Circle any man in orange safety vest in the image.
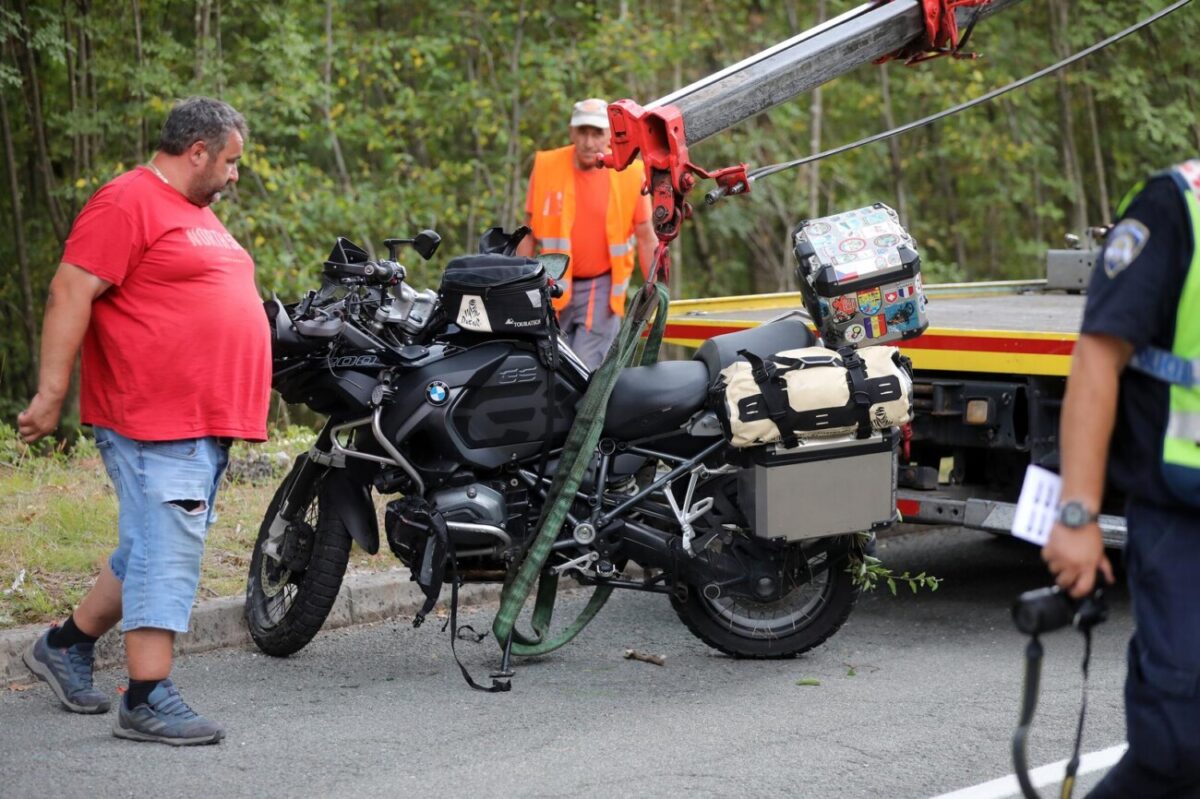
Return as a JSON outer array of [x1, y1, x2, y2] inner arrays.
[[516, 98, 657, 369]]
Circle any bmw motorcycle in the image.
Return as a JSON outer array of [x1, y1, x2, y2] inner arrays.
[[245, 227, 885, 663]]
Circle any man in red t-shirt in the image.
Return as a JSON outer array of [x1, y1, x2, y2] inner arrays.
[[517, 98, 656, 368], [17, 97, 270, 746]]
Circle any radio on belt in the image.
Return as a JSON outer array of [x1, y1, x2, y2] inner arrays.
[[793, 203, 928, 348]]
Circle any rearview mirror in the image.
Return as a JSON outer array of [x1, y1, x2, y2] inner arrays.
[[413, 229, 441, 261], [538, 253, 570, 280], [383, 230, 442, 262]]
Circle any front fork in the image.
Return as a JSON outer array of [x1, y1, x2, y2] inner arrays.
[[263, 425, 337, 563]]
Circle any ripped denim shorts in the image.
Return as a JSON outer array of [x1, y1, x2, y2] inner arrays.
[[93, 426, 230, 633]]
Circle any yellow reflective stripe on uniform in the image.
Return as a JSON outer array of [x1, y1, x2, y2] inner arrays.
[[541, 237, 571, 251], [1116, 180, 1145, 218], [1164, 164, 1200, 469]]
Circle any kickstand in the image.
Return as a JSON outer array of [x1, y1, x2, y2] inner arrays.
[[491, 630, 516, 681]]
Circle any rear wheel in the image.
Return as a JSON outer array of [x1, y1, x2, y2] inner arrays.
[[670, 535, 858, 658], [245, 456, 353, 657]]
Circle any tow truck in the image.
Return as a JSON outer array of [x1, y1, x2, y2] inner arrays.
[[602, 0, 1147, 548]]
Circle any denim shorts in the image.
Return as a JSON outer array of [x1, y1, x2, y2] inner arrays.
[[93, 427, 229, 633]]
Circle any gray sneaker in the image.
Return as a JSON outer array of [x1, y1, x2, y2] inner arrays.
[[112, 678, 225, 746], [22, 628, 111, 714]]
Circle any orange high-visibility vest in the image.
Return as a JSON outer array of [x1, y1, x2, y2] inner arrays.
[[527, 145, 645, 316]]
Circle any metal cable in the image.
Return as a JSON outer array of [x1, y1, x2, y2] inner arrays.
[[708, 0, 1193, 204]]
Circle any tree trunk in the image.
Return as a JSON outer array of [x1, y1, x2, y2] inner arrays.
[[931, 127, 968, 272], [83, 0, 97, 186], [1, 90, 39, 389], [132, 0, 146, 157], [1082, 78, 1110, 222], [807, 0, 827, 219], [502, 0, 526, 229], [321, 0, 372, 253], [214, 0, 224, 95], [16, 0, 68, 244], [878, 63, 908, 225], [64, 14, 80, 184], [1049, 0, 1087, 237], [1185, 61, 1200, 162], [194, 0, 212, 83]]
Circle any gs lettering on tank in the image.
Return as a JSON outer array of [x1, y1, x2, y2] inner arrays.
[[452, 353, 570, 450]]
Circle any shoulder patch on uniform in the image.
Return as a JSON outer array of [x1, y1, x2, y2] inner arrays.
[[1102, 220, 1150, 278]]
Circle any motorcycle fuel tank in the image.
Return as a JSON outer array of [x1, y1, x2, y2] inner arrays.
[[382, 340, 582, 475]]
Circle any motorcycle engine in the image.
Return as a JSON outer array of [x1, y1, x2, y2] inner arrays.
[[385, 481, 512, 565]]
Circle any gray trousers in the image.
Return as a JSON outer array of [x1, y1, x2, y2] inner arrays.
[[559, 273, 621, 370]]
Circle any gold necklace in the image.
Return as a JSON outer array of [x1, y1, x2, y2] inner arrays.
[[145, 161, 169, 184]]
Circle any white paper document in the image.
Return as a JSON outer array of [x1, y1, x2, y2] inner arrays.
[[1011, 465, 1062, 546]]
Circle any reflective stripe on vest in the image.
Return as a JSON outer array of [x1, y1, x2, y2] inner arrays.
[[1166, 410, 1200, 441], [1125, 160, 1200, 501], [526, 145, 643, 317], [1128, 347, 1200, 387], [608, 236, 635, 258]]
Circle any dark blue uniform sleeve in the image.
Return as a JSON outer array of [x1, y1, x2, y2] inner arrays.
[[1082, 176, 1191, 350]]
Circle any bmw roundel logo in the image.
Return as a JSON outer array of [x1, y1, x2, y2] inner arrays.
[[425, 381, 450, 405]]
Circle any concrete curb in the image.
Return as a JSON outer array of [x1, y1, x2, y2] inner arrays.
[[1, 570, 502, 689]]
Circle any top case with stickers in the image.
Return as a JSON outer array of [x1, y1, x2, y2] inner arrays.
[[793, 202, 928, 349]]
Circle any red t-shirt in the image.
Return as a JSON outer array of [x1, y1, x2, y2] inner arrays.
[[63, 167, 271, 442]]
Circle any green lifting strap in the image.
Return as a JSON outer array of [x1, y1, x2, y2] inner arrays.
[[492, 281, 671, 656]]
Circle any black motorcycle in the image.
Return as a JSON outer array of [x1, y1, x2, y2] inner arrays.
[[245, 227, 884, 663]]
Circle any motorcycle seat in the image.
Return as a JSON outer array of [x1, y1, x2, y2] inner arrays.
[[602, 360, 711, 441], [693, 316, 816, 380]]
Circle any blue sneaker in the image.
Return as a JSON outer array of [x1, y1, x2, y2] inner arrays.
[[22, 628, 111, 714], [112, 678, 225, 746]]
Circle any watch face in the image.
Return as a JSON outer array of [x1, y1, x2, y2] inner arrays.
[[1060, 501, 1089, 527]]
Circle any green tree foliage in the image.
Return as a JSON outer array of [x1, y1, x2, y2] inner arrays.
[[1, 0, 1197, 420]]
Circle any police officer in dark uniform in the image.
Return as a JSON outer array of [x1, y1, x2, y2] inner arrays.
[[1043, 159, 1200, 797]]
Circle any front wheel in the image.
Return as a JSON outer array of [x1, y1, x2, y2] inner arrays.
[[670, 535, 859, 658], [245, 455, 353, 657]]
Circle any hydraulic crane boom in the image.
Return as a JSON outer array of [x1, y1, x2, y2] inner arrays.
[[653, 0, 1024, 147], [602, 0, 1026, 266]]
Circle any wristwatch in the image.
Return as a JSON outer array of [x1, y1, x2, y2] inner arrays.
[[1057, 500, 1099, 529]]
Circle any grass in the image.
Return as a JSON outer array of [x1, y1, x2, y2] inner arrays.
[[0, 425, 382, 630]]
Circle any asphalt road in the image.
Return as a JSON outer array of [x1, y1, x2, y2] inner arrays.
[[1, 527, 1133, 799]]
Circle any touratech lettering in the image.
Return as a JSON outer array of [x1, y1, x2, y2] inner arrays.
[[185, 227, 244, 251], [504, 317, 542, 328]]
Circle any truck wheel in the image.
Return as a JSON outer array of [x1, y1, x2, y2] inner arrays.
[[245, 457, 352, 657], [670, 535, 859, 658]]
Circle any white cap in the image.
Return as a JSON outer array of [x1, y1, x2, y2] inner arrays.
[[570, 98, 609, 130]]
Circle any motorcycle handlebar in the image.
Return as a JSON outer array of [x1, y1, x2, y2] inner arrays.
[[325, 259, 406, 285], [365, 260, 405, 284]]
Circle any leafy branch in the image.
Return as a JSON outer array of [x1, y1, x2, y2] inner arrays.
[[847, 533, 941, 596]]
